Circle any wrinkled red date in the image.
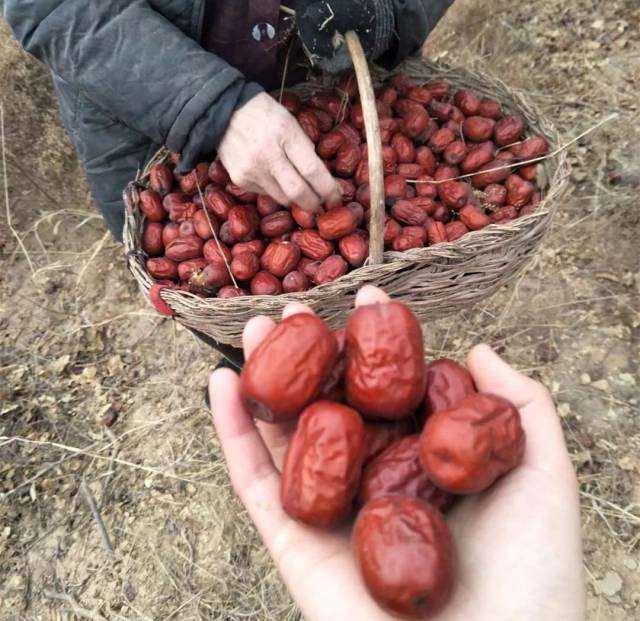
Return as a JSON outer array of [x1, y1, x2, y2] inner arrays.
[[345, 302, 425, 420], [444, 220, 469, 241], [149, 163, 173, 196], [295, 229, 334, 261], [357, 435, 455, 511], [218, 285, 249, 298], [165, 235, 203, 261], [281, 401, 366, 528], [240, 313, 339, 421], [493, 115, 526, 146], [420, 392, 525, 493], [392, 234, 423, 251], [427, 220, 447, 245], [260, 241, 300, 277], [338, 231, 369, 267], [459, 205, 491, 230], [317, 206, 359, 240], [282, 270, 310, 293], [462, 116, 496, 142], [177, 258, 208, 282], [312, 254, 348, 285], [362, 420, 412, 465], [203, 239, 232, 266], [353, 496, 456, 619], [260, 211, 295, 237], [250, 271, 282, 295], [142, 222, 164, 256], [140, 190, 166, 222], [392, 200, 428, 226], [423, 358, 476, 418], [231, 251, 260, 281], [505, 174, 535, 208], [147, 257, 179, 281], [200, 263, 232, 289]]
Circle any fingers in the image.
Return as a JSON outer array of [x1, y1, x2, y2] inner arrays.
[[467, 344, 543, 410], [242, 303, 313, 469], [355, 285, 390, 307], [256, 175, 292, 208], [256, 419, 298, 472], [282, 302, 314, 319], [270, 155, 321, 210], [209, 369, 285, 536], [243, 315, 276, 359], [240, 289, 386, 471], [467, 344, 571, 473], [284, 132, 341, 204], [242, 304, 313, 360]]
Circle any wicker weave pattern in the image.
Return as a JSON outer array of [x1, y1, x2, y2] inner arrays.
[[124, 59, 569, 347]]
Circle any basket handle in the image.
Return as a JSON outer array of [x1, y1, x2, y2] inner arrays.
[[344, 31, 385, 265]]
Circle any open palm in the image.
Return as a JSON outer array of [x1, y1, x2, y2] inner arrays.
[[209, 286, 585, 621]]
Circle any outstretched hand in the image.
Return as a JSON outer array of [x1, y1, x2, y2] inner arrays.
[[209, 286, 585, 621]]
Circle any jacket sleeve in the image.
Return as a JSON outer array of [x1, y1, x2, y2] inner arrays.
[[0, 0, 263, 169], [379, 0, 455, 68]]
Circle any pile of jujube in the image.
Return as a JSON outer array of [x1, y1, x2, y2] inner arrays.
[[141, 72, 548, 300], [238, 300, 526, 619]]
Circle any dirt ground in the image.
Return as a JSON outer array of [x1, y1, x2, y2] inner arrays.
[[0, 0, 638, 619]]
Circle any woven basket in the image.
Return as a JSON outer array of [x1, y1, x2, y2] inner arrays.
[[124, 50, 568, 348]]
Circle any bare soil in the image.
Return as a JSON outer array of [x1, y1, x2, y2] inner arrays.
[[1, 0, 638, 619]]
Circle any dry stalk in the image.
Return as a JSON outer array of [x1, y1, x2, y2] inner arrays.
[[194, 179, 238, 288], [69, 310, 160, 334], [4, 146, 62, 206], [76, 230, 110, 285], [80, 478, 114, 555], [408, 112, 618, 186], [278, 37, 295, 104], [1, 435, 213, 486]]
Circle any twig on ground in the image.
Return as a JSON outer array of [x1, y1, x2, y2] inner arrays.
[[164, 590, 205, 621], [1, 102, 36, 274], [15, 292, 78, 317], [43, 590, 107, 621], [1, 452, 79, 499], [1, 435, 212, 486], [80, 478, 114, 555], [70, 310, 160, 334], [581, 491, 640, 525], [4, 146, 62, 206]]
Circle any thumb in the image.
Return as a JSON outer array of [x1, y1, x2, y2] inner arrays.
[[466, 344, 544, 410]]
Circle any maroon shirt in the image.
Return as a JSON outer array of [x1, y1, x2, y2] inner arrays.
[[201, 1, 302, 91]]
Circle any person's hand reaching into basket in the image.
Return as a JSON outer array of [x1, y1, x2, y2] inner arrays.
[[208, 286, 585, 621], [217, 93, 341, 211]]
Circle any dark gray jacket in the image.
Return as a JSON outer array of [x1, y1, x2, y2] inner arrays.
[[1, 1, 453, 240]]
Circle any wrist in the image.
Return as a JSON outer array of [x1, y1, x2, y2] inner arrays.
[[175, 82, 263, 173]]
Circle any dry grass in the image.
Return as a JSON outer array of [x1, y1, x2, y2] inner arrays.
[[1, 1, 639, 619]]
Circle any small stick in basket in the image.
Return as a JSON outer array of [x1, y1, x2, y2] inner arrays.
[[195, 180, 239, 290]]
